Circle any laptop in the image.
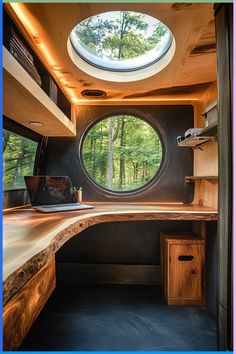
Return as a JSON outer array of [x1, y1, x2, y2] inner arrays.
[[24, 176, 94, 213]]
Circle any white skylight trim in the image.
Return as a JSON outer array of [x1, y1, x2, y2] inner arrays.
[[68, 11, 175, 82]]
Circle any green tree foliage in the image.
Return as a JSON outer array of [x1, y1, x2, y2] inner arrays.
[[3, 129, 38, 190], [76, 11, 168, 60], [82, 115, 163, 191]]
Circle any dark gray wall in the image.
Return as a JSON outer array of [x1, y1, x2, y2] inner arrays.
[[44, 105, 194, 203], [56, 220, 193, 265], [56, 220, 193, 286]]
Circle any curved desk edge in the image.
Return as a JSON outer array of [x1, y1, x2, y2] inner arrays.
[[3, 204, 218, 305]]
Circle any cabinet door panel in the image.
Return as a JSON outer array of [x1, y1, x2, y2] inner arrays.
[[168, 244, 204, 299]]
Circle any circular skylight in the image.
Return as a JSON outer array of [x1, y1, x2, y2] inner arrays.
[[68, 11, 175, 82]]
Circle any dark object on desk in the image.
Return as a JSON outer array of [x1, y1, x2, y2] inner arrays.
[[24, 176, 94, 212]]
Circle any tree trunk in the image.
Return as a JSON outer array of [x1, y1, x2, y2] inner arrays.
[[107, 117, 115, 189], [119, 119, 126, 188], [118, 12, 126, 59], [92, 138, 96, 177], [3, 131, 11, 153]]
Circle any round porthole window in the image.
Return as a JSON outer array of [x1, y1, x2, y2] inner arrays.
[[81, 115, 163, 192], [68, 11, 175, 82]]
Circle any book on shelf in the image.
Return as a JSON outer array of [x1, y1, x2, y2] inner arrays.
[[9, 29, 34, 65], [9, 45, 42, 86], [5, 27, 42, 86]]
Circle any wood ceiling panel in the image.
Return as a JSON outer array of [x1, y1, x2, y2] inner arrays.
[[5, 3, 217, 103]]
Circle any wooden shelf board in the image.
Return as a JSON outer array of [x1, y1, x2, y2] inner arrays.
[[178, 123, 217, 148], [3, 47, 76, 137], [185, 176, 218, 183], [178, 136, 215, 148]]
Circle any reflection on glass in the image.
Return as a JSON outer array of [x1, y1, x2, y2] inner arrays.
[[70, 11, 173, 72]]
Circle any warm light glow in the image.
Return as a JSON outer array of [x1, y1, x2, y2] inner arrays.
[[71, 98, 199, 105], [9, 3, 55, 66], [29, 121, 43, 126], [10, 3, 38, 37], [7, 3, 203, 105]]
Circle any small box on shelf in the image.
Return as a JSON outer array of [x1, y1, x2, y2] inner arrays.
[[202, 101, 217, 128]]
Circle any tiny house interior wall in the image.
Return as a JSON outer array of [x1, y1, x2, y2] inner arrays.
[[43, 105, 194, 203]]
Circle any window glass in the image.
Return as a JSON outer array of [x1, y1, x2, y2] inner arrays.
[[3, 129, 38, 190], [82, 115, 163, 192], [70, 11, 173, 72]]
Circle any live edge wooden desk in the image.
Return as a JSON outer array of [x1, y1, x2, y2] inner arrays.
[[3, 203, 217, 350]]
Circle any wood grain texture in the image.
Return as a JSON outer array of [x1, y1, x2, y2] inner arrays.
[[5, 3, 216, 102], [194, 140, 218, 177], [160, 232, 198, 291], [192, 80, 218, 209], [3, 47, 76, 137], [193, 140, 218, 208], [200, 81, 218, 116], [3, 256, 56, 351], [162, 235, 205, 305], [193, 180, 218, 208], [3, 203, 217, 306]]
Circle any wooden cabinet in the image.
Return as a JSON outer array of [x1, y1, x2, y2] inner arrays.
[[161, 233, 205, 305], [3, 256, 56, 350]]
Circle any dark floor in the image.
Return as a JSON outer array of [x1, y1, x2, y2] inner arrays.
[[19, 284, 217, 351]]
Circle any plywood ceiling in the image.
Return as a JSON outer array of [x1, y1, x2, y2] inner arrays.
[[6, 3, 217, 104]]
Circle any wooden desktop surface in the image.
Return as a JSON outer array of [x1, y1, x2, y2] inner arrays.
[[3, 203, 217, 305]]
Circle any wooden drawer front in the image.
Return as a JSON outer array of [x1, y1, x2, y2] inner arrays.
[[3, 256, 56, 350], [168, 243, 204, 299]]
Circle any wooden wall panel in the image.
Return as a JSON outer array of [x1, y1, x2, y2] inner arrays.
[[194, 140, 218, 177], [193, 81, 218, 209], [200, 81, 218, 114], [193, 180, 218, 209], [3, 256, 56, 351]]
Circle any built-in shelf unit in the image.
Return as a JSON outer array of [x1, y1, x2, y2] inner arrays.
[[3, 47, 76, 137], [3, 8, 76, 137], [178, 123, 217, 149]]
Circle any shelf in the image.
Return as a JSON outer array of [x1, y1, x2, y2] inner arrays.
[[178, 123, 217, 148], [3, 47, 76, 137], [185, 176, 218, 183]]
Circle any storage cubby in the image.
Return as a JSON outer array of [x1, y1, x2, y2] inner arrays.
[[3, 8, 75, 136]]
